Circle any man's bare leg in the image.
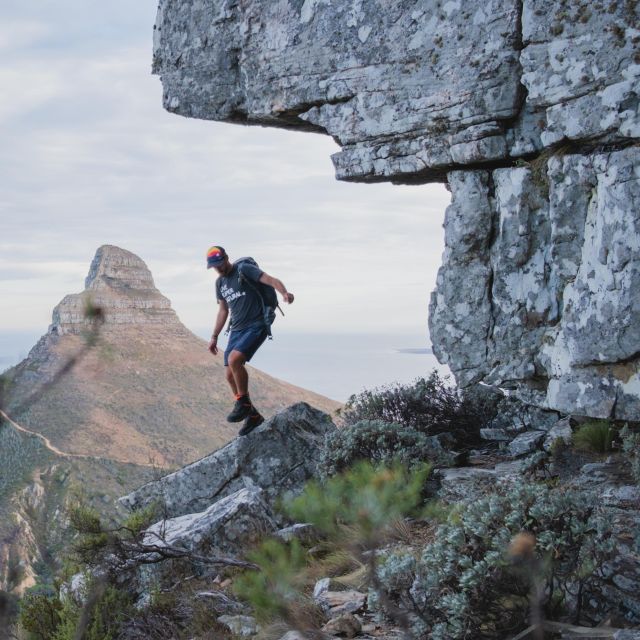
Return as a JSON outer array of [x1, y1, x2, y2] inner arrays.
[[228, 350, 249, 396], [225, 365, 239, 397]]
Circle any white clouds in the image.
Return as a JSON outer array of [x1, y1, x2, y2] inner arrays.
[[0, 1, 450, 337]]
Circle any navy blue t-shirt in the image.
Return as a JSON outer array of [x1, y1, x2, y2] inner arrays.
[[216, 263, 265, 332]]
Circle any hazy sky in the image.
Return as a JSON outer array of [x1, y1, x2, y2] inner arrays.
[[0, 0, 450, 339]]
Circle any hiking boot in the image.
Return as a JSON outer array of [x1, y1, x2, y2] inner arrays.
[[227, 396, 253, 423], [239, 411, 264, 436]]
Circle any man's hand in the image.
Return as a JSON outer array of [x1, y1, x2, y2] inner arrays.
[[209, 336, 219, 355], [259, 273, 294, 304]]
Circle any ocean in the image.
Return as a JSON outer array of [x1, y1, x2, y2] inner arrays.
[[0, 329, 450, 403]]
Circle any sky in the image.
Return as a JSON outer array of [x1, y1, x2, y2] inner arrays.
[[0, 1, 450, 345]]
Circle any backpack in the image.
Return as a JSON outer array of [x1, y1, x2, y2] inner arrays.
[[227, 257, 283, 338]]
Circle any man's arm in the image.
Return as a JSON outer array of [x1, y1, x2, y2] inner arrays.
[[209, 299, 229, 355], [259, 272, 294, 304]]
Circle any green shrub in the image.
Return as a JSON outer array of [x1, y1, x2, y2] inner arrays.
[[235, 462, 431, 628], [573, 420, 615, 453], [81, 584, 134, 640], [68, 504, 109, 563], [121, 502, 159, 536], [320, 419, 454, 476], [340, 371, 492, 447], [286, 461, 431, 544], [234, 538, 308, 622], [19, 580, 134, 640], [18, 586, 63, 640], [372, 480, 614, 639]]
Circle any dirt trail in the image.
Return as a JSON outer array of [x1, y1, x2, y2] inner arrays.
[[0, 409, 158, 468]]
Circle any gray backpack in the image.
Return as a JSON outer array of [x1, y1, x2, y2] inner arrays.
[[227, 257, 283, 338]]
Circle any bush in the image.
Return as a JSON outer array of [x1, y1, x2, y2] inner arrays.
[[339, 371, 493, 447], [573, 420, 615, 453], [18, 580, 134, 640], [18, 586, 63, 640], [235, 462, 431, 630], [320, 419, 455, 476], [372, 480, 614, 639]]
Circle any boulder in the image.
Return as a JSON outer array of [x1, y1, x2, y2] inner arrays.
[[508, 431, 546, 458], [437, 467, 498, 502], [543, 418, 573, 451], [322, 613, 362, 638], [141, 486, 276, 558], [217, 615, 260, 637], [120, 403, 336, 521]]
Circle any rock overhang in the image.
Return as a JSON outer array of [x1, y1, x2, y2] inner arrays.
[[151, 0, 640, 419]]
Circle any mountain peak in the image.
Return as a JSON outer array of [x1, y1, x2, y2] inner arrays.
[[85, 245, 156, 291], [51, 246, 180, 334]]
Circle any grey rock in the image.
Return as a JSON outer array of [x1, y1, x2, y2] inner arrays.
[[217, 615, 260, 637], [480, 428, 511, 441], [152, 0, 637, 182], [153, 0, 523, 183], [543, 418, 573, 451], [614, 631, 640, 640], [151, 1, 640, 420], [492, 459, 526, 477], [120, 403, 336, 521], [313, 577, 331, 600], [317, 590, 367, 616], [437, 467, 497, 502], [322, 612, 362, 638], [278, 633, 307, 640], [600, 486, 640, 510], [430, 148, 640, 420], [275, 523, 318, 544], [508, 431, 546, 458], [141, 486, 276, 557]]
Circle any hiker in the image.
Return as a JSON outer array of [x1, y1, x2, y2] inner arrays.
[[206, 246, 294, 435]]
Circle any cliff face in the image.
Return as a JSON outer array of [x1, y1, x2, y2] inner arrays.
[[151, 0, 640, 418]]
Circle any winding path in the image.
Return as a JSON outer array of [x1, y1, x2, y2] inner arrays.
[[0, 409, 159, 468]]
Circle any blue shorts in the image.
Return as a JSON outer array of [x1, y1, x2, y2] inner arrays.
[[224, 323, 268, 366]]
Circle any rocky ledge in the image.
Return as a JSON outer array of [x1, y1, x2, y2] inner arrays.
[[151, 0, 640, 419]]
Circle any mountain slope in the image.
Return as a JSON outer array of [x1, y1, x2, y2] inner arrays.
[[3, 245, 340, 468]]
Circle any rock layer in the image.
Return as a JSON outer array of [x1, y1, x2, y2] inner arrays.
[[52, 245, 179, 334], [152, 0, 640, 418]]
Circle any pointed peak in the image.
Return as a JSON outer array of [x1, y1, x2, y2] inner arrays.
[[50, 246, 181, 335], [85, 245, 156, 291]]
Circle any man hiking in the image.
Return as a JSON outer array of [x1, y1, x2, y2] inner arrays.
[[207, 246, 295, 436]]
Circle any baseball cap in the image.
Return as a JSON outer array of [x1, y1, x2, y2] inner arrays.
[[206, 245, 227, 269]]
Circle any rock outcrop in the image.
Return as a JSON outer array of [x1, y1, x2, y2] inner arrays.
[[52, 245, 180, 334], [119, 404, 336, 599], [151, 0, 640, 419], [120, 403, 337, 522]]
